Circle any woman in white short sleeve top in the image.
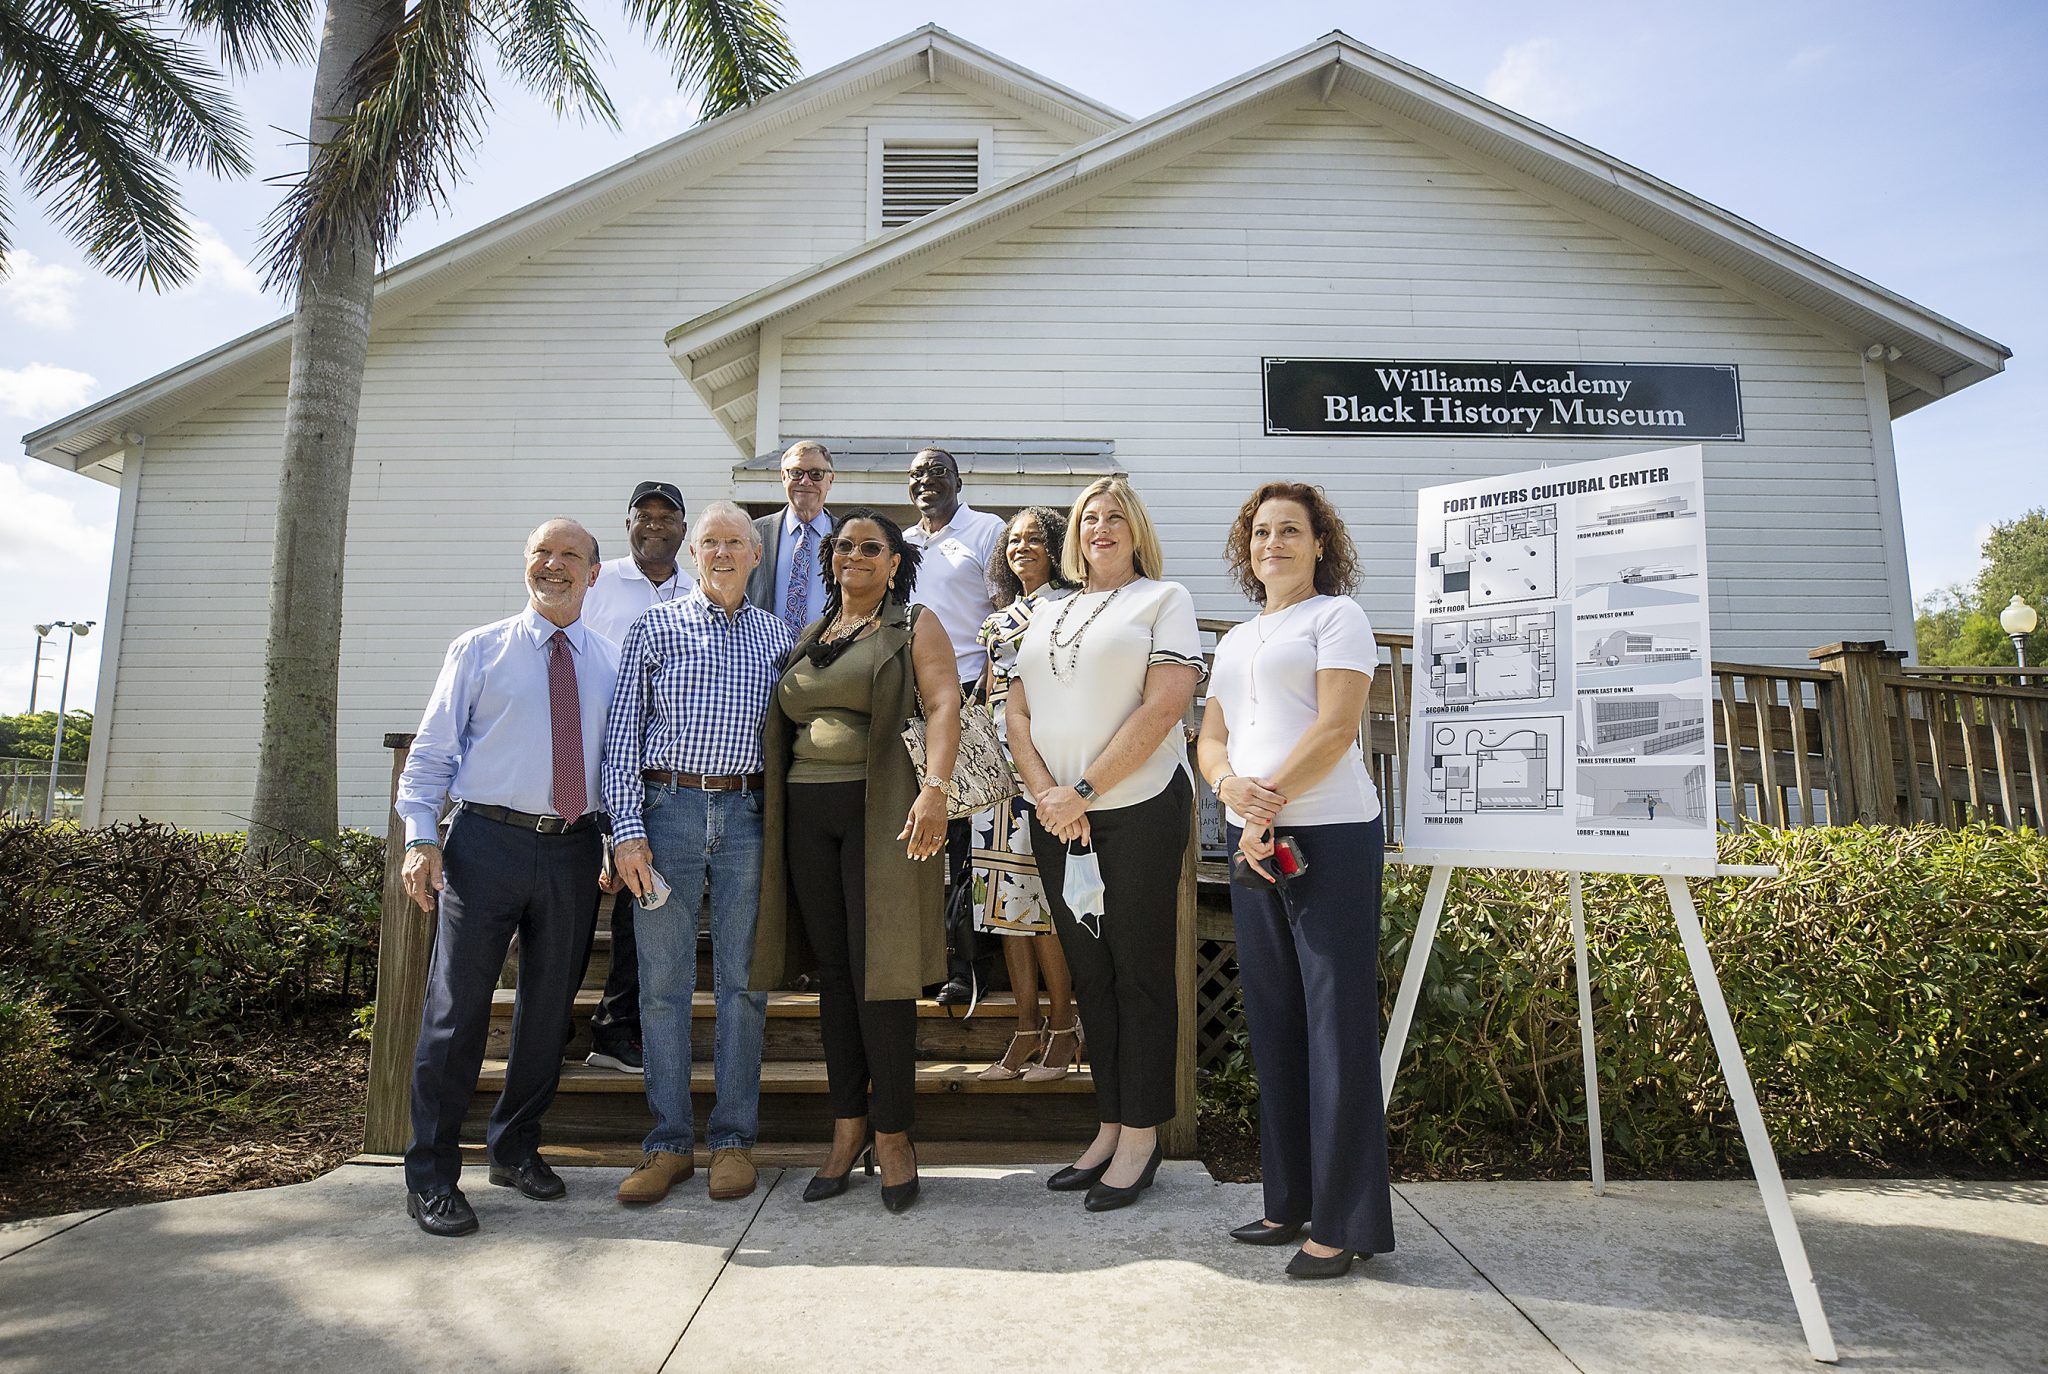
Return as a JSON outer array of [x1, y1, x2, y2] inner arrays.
[[1196, 481, 1395, 1279], [1008, 476, 1204, 1213]]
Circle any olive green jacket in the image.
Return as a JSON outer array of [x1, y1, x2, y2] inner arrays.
[[749, 600, 947, 1000]]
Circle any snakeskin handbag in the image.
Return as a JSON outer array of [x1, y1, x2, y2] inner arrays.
[[903, 687, 1018, 820]]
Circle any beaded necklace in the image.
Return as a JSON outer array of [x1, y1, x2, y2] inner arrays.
[[1046, 578, 1134, 683]]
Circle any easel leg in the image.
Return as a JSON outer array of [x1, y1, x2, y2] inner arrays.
[[1570, 873, 1605, 1195], [1381, 865, 1452, 1107], [1663, 876, 1838, 1363]]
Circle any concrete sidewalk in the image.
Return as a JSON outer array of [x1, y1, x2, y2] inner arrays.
[[1, 1165, 2041, 1373]]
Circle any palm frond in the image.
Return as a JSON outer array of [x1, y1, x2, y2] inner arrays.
[[0, 0, 248, 286], [179, 0, 318, 71], [480, 0, 615, 124], [259, 0, 489, 291], [620, 0, 798, 122]]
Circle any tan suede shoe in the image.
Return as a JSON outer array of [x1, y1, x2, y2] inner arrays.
[[708, 1147, 758, 1200], [616, 1151, 694, 1205]]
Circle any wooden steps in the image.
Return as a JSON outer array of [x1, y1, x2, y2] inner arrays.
[[448, 1140, 1088, 1168]]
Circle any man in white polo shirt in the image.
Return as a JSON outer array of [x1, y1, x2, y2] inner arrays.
[[903, 446, 1006, 1005]]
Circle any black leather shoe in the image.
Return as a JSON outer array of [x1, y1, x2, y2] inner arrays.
[[407, 1187, 478, 1237], [1084, 1141, 1164, 1213], [1286, 1245, 1363, 1279], [488, 1155, 566, 1201], [1045, 1157, 1111, 1192], [1230, 1218, 1305, 1246], [935, 976, 973, 1006], [802, 1146, 874, 1203], [879, 1142, 920, 1214]]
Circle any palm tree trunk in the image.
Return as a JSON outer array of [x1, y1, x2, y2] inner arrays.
[[248, 0, 401, 853]]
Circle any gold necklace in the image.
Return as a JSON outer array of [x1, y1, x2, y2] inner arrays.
[[826, 602, 883, 642]]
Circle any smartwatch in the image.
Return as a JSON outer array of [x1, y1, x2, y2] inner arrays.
[[1073, 777, 1098, 802]]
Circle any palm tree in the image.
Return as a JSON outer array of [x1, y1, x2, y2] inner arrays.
[[246, 0, 799, 851], [0, 0, 290, 286]]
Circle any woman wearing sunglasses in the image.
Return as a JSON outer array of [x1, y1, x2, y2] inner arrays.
[[751, 509, 959, 1214]]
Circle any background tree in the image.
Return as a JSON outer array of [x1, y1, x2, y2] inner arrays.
[[1914, 507, 2048, 666], [246, 0, 800, 852], [0, 711, 91, 762], [0, 0, 285, 285]]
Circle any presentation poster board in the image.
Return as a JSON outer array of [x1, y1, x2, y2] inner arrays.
[[1404, 446, 1716, 866]]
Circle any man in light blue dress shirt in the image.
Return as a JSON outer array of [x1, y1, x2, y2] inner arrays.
[[395, 518, 620, 1236], [602, 502, 794, 1206]]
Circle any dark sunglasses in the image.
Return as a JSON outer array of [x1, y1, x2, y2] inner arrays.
[[831, 538, 890, 558], [783, 467, 831, 484]]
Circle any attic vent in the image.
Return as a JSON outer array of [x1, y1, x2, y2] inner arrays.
[[879, 141, 980, 228]]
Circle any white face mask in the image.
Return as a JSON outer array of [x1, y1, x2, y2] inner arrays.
[[1062, 842, 1106, 938]]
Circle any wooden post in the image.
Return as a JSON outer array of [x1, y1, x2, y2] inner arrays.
[[1164, 780, 1202, 1158], [363, 732, 429, 1155], [1809, 641, 1904, 823]]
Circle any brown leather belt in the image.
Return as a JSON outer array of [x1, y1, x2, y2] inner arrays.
[[642, 769, 765, 792], [461, 802, 601, 834]]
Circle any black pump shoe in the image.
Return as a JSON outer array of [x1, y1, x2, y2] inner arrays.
[[802, 1145, 874, 1203], [1286, 1245, 1363, 1279], [1230, 1218, 1305, 1246], [1083, 1142, 1164, 1213], [1045, 1156, 1111, 1192], [879, 1142, 920, 1213]]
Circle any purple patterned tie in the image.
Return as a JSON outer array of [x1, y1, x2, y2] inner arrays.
[[546, 630, 586, 820], [784, 522, 813, 633]]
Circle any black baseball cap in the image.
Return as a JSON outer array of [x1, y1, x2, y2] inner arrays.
[[628, 481, 685, 513]]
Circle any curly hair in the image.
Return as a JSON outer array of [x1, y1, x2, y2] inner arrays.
[[986, 505, 1078, 608], [820, 507, 922, 620], [1224, 482, 1359, 605]]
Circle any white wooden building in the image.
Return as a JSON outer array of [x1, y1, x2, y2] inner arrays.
[[23, 28, 2010, 831]]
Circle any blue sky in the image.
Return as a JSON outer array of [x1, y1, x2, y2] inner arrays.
[[5, 0, 2043, 709]]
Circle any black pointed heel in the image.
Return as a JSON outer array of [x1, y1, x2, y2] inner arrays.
[[879, 1142, 919, 1214], [1084, 1141, 1164, 1213], [1046, 1153, 1113, 1192], [802, 1140, 874, 1203], [1286, 1245, 1363, 1279], [1230, 1218, 1305, 1246]]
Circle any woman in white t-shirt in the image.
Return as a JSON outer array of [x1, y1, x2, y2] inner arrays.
[[1009, 477, 1204, 1212], [1195, 481, 1394, 1279]]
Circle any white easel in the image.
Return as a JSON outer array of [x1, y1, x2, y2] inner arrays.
[[1381, 850, 1839, 1364]]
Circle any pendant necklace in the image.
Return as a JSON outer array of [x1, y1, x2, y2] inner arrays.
[[1046, 580, 1130, 683]]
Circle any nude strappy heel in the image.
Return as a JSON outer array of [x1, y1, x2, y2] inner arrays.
[[1020, 1018, 1083, 1082], [977, 1019, 1048, 1081]]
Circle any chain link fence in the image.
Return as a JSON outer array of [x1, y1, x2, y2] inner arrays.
[[1, 757, 88, 822]]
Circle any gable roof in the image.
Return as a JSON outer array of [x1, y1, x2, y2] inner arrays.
[[667, 31, 2009, 449], [23, 25, 1126, 481]]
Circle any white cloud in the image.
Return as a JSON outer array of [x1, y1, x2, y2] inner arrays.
[[0, 363, 98, 426], [0, 462, 114, 570], [625, 94, 695, 139], [0, 252, 86, 330], [1481, 38, 1584, 128], [189, 221, 266, 298]]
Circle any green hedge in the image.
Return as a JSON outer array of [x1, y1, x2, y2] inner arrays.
[[1204, 825, 2047, 1175], [0, 822, 382, 1142]]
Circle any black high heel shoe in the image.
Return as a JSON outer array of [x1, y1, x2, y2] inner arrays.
[[1083, 1141, 1164, 1213], [1045, 1155, 1111, 1192], [879, 1141, 920, 1213], [1230, 1218, 1305, 1246], [801, 1140, 874, 1203], [1286, 1245, 1362, 1279]]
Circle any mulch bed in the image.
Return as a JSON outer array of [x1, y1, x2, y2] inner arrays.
[[0, 1026, 368, 1223]]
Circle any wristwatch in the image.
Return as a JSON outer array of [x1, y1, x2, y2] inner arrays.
[[1073, 777, 1098, 802], [922, 776, 947, 791]]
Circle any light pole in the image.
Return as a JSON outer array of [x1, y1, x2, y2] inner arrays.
[[41, 620, 94, 823], [2001, 594, 2038, 670], [29, 625, 52, 712]]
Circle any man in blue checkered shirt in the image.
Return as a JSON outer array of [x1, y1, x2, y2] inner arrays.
[[601, 500, 795, 1206]]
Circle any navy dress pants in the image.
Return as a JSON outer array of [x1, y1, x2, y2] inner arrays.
[[1227, 816, 1396, 1256], [404, 808, 601, 1194]]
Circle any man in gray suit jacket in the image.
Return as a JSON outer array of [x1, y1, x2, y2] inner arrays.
[[747, 440, 834, 636]]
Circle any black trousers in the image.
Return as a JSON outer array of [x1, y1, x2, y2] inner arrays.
[[582, 888, 639, 1046], [787, 781, 917, 1133], [404, 807, 600, 1194], [1029, 770, 1191, 1128], [1228, 816, 1396, 1255]]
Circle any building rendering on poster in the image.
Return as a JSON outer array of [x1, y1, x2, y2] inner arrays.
[[1405, 447, 1716, 866]]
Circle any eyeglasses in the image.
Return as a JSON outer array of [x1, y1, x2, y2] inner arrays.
[[782, 467, 831, 485], [831, 538, 889, 558]]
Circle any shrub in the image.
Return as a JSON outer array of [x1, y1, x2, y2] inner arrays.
[[0, 985, 65, 1140], [1207, 824, 2047, 1175], [0, 821, 382, 1058]]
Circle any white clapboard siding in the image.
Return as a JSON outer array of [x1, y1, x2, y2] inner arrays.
[[776, 103, 1894, 665], [97, 80, 1086, 830]]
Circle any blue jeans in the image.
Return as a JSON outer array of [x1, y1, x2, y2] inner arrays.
[[636, 783, 768, 1156]]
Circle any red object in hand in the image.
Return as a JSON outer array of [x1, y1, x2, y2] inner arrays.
[[1273, 836, 1307, 879]]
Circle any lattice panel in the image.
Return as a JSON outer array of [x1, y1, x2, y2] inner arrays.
[[1195, 937, 1243, 1068]]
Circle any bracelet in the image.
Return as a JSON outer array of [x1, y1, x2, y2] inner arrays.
[[404, 838, 440, 852], [921, 777, 947, 791], [1212, 771, 1235, 793]]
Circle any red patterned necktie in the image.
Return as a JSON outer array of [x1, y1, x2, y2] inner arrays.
[[547, 629, 586, 819], [784, 523, 813, 633]]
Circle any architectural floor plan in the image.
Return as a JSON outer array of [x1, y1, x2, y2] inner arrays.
[[1427, 716, 1565, 814], [1429, 503, 1559, 611], [1426, 611, 1559, 705]]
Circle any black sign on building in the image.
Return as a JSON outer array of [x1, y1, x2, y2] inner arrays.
[[1263, 359, 1743, 441]]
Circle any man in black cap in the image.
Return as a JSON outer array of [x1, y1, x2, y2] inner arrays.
[[578, 480, 694, 1072]]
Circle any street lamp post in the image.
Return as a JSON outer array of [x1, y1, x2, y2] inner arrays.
[[41, 621, 94, 823], [2000, 594, 2038, 671], [29, 625, 52, 713]]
